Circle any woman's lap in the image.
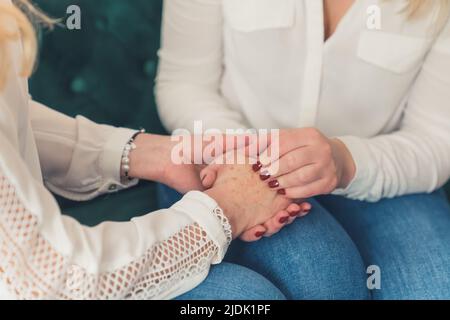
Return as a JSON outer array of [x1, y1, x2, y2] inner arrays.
[[158, 184, 450, 300], [318, 190, 450, 300], [225, 198, 369, 300], [176, 262, 286, 300]]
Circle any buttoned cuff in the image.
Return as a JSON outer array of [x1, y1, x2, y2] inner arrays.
[[171, 191, 230, 264], [99, 127, 139, 193]]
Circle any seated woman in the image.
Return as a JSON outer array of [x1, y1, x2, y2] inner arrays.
[[156, 0, 450, 299], [0, 0, 310, 299]]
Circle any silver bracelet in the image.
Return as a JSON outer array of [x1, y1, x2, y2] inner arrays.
[[121, 129, 146, 179]]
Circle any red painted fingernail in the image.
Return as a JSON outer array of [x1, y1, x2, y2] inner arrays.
[[277, 189, 286, 195], [260, 171, 271, 181], [279, 216, 289, 224], [289, 210, 301, 217], [255, 231, 265, 238], [252, 161, 263, 172], [269, 180, 280, 188]]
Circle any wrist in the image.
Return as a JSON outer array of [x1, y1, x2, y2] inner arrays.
[[331, 138, 356, 189], [205, 188, 246, 238], [127, 133, 171, 181]]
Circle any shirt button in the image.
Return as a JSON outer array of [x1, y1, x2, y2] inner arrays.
[[108, 184, 117, 191]]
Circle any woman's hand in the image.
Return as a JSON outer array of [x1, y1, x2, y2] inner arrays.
[[200, 151, 311, 241], [128, 134, 205, 193], [258, 128, 356, 199], [128, 133, 257, 193], [203, 161, 308, 239]]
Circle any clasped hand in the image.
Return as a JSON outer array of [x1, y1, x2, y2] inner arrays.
[[130, 132, 356, 242]]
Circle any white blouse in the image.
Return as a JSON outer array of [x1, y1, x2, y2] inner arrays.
[[0, 1, 230, 299], [156, 0, 450, 201]]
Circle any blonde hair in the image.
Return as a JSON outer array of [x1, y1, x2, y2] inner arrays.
[[0, 0, 54, 90], [0, 1, 449, 91]]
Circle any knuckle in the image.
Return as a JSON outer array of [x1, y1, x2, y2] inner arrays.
[[322, 143, 333, 157], [327, 177, 338, 192], [296, 170, 307, 183], [305, 127, 319, 139], [285, 154, 298, 170]]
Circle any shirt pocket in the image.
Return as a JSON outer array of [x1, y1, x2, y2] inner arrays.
[[357, 30, 433, 74], [223, 0, 295, 32]]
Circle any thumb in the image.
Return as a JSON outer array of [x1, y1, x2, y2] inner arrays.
[[200, 164, 220, 189]]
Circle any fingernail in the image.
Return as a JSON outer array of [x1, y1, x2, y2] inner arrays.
[[300, 209, 311, 216], [279, 216, 289, 224], [289, 210, 300, 217], [252, 161, 263, 172], [268, 180, 280, 188], [260, 171, 271, 181], [255, 231, 265, 238], [277, 189, 286, 195]]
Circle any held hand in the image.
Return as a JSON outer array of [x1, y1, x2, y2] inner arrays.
[[258, 128, 356, 199], [127, 133, 257, 193], [201, 152, 311, 241], [203, 162, 296, 238], [127, 134, 205, 193]]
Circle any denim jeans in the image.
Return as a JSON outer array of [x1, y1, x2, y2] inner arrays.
[[176, 262, 286, 300], [158, 185, 450, 300]]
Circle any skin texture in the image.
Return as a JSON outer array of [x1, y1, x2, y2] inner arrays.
[[128, 133, 310, 241], [203, 162, 308, 239]]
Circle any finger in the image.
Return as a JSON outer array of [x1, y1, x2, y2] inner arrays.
[[199, 165, 220, 189], [298, 202, 312, 217], [259, 129, 314, 166], [284, 178, 334, 199], [271, 164, 321, 190], [284, 202, 313, 225], [222, 133, 258, 152], [239, 225, 267, 242], [283, 203, 301, 225], [286, 203, 302, 216], [201, 133, 257, 165], [263, 210, 291, 237], [263, 147, 317, 177]]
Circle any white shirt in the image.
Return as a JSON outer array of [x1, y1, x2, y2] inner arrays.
[[156, 0, 450, 201], [0, 0, 230, 299]]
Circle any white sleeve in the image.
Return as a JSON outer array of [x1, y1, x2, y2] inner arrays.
[[0, 131, 231, 300], [334, 19, 450, 202], [156, 0, 248, 132], [30, 100, 139, 201]]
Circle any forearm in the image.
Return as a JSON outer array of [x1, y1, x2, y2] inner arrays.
[[156, 0, 248, 132], [334, 131, 450, 202], [30, 100, 138, 201]]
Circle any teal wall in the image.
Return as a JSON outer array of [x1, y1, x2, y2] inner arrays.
[[30, 0, 166, 225], [29, 1, 450, 225]]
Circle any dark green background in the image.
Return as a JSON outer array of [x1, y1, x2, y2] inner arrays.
[[30, 0, 166, 225], [29, 0, 450, 226]]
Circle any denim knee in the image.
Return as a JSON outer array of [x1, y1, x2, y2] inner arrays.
[[319, 191, 450, 300], [227, 199, 370, 300], [176, 262, 287, 300]]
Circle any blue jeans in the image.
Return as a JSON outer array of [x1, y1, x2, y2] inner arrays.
[[176, 262, 286, 300], [158, 185, 450, 300]]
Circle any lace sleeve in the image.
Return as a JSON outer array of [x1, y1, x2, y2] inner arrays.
[[0, 171, 232, 300]]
